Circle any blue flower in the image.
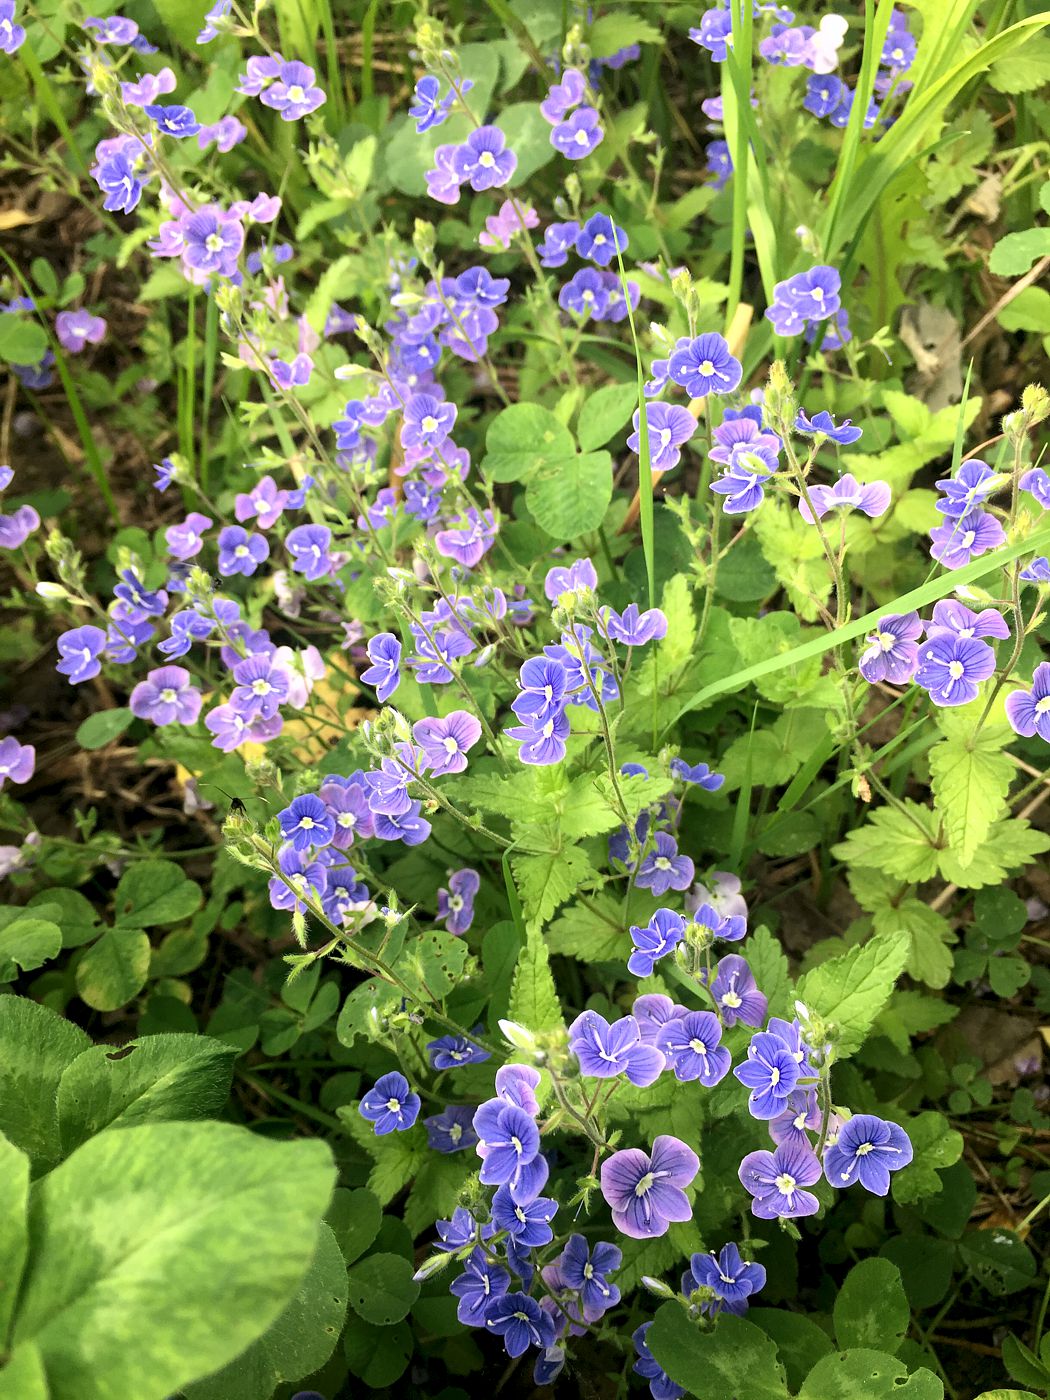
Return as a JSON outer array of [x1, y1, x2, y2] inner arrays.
[[636, 831, 694, 896], [490, 1185, 558, 1247], [426, 1030, 490, 1070], [683, 1242, 766, 1316], [360, 632, 401, 702], [628, 909, 686, 977], [739, 1141, 822, 1218], [558, 267, 610, 319], [449, 1248, 510, 1325], [144, 103, 201, 137], [278, 793, 336, 851], [658, 1010, 732, 1086], [408, 73, 472, 133], [794, 409, 863, 445], [693, 902, 746, 943], [358, 1071, 420, 1135], [734, 1031, 800, 1118], [537, 220, 580, 268], [915, 633, 995, 707], [483, 1292, 557, 1358], [934, 459, 999, 517], [424, 1105, 478, 1154], [603, 603, 668, 646], [576, 213, 629, 266], [824, 1114, 913, 1194], [670, 758, 724, 789], [668, 333, 742, 397]]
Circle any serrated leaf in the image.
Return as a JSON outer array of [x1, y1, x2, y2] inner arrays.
[[547, 894, 625, 962], [929, 728, 1013, 865], [937, 818, 1050, 888], [744, 925, 793, 1019], [508, 924, 563, 1031], [832, 801, 941, 883], [796, 930, 910, 1057], [511, 847, 593, 928]]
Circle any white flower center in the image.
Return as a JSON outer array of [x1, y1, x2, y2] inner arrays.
[[774, 1172, 796, 1195], [160, 688, 177, 703]]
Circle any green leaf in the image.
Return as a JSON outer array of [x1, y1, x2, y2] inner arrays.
[[588, 13, 662, 55], [8, 1121, 335, 1400], [989, 227, 1050, 278], [56, 1034, 237, 1156], [957, 1229, 1037, 1296], [185, 1223, 347, 1400], [326, 1186, 382, 1265], [548, 895, 626, 963], [795, 930, 910, 1057], [74, 707, 134, 751], [937, 818, 1050, 889], [576, 381, 639, 451], [343, 1314, 411, 1387], [397, 929, 474, 1003], [383, 42, 500, 196], [0, 1342, 48, 1400], [0, 918, 62, 983], [997, 286, 1050, 334], [929, 726, 1013, 865], [499, 101, 556, 185], [0, 998, 90, 1170], [834, 1258, 909, 1353], [798, 1350, 943, 1398], [748, 1310, 833, 1393], [0, 313, 48, 366], [28, 888, 100, 949], [511, 847, 593, 928], [113, 859, 202, 928], [525, 450, 613, 539], [744, 925, 793, 1019], [989, 35, 1050, 91], [345, 1252, 419, 1325], [891, 1112, 963, 1205], [648, 1304, 791, 1400], [75, 925, 152, 1012], [508, 924, 564, 1032], [972, 1392, 1042, 1400], [481, 402, 575, 483], [0, 1133, 29, 1347], [832, 801, 941, 883]]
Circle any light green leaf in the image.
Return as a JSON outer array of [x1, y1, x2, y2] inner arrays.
[[891, 1111, 963, 1204], [326, 1186, 382, 1265], [798, 1350, 943, 1399], [648, 1305, 791, 1400], [397, 929, 475, 1004], [511, 847, 593, 929], [508, 924, 564, 1031], [74, 708, 134, 751], [0, 998, 90, 1171], [28, 888, 99, 949], [588, 13, 662, 54], [989, 36, 1050, 91], [185, 1223, 348, 1400], [997, 286, 1050, 334], [834, 1258, 909, 1353], [832, 801, 941, 883], [929, 725, 1013, 865], [0, 1133, 29, 1347], [548, 895, 626, 963], [745, 925, 793, 1019], [481, 401, 575, 483], [989, 227, 1050, 278], [113, 860, 202, 929], [75, 925, 152, 1012], [525, 450, 613, 539], [796, 930, 910, 1057], [937, 818, 1050, 889], [0, 1342, 48, 1400], [56, 1034, 237, 1156], [576, 381, 639, 451], [345, 1252, 419, 1325], [9, 1122, 335, 1400], [500, 101, 556, 185], [0, 314, 48, 366], [0, 918, 62, 983]]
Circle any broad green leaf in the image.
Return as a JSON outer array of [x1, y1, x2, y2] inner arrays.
[[508, 924, 564, 1031], [511, 847, 593, 928], [113, 860, 202, 929], [345, 1252, 419, 1325], [989, 36, 1050, 92], [648, 1304, 791, 1400], [929, 726, 1013, 865], [0, 313, 48, 366], [9, 1121, 335, 1400], [972, 1392, 1042, 1400], [874, 990, 958, 1054], [576, 381, 639, 451], [0, 1343, 48, 1400], [56, 1034, 237, 1155], [937, 818, 1050, 889], [834, 1258, 909, 1353], [798, 1350, 943, 1399], [588, 13, 661, 54], [397, 929, 474, 1003], [185, 1223, 347, 1400], [832, 801, 941, 883], [27, 888, 99, 949], [525, 450, 613, 539], [326, 1186, 382, 1265], [748, 1309, 833, 1392], [548, 895, 626, 963], [481, 402, 574, 483], [343, 1314, 412, 1387], [335, 976, 401, 1049], [744, 925, 793, 1019], [795, 930, 910, 1057], [957, 1229, 1037, 1296], [997, 286, 1050, 334], [405, 1155, 474, 1237], [989, 227, 1050, 278], [75, 925, 151, 1012], [0, 998, 90, 1171], [0, 918, 61, 983], [880, 1235, 955, 1309], [383, 43, 500, 196], [0, 1134, 29, 1346], [500, 101, 556, 185], [74, 707, 134, 751], [892, 1112, 963, 1205]]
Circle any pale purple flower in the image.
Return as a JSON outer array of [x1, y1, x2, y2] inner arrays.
[[734, 1031, 801, 1118], [935, 459, 998, 517], [568, 1010, 665, 1087], [0, 737, 34, 787], [129, 665, 203, 726], [217, 524, 269, 577], [478, 198, 538, 250], [537, 220, 580, 268], [800, 474, 890, 522], [278, 793, 335, 851], [1006, 663, 1050, 743], [1020, 467, 1050, 511], [434, 509, 497, 568], [628, 402, 697, 473], [668, 333, 742, 397], [540, 67, 586, 122], [285, 523, 332, 580], [0, 505, 40, 549], [56, 625, 107, 684], [181, 204, 244, 277], [916, 632, 996, 707], [711, 954, 767, 1028], [235, 475, 289, 529], [739, 1141, 822, 1218], [690, 7, 734, 60], [930, 509, 1005, 569], [413, 710, 482, 776], [55, 309, 106, 353], [205, 702, 282, 750], [506, 709, 571, 766], [925, 600, 1009, 642], [269, 353, 313, 390], [858, 612, 921, 684], [361, 632, 401, 702], [165, 512, 212, 560], [693, 902, 746, 944], [600, 1135, 699, 1239], [769, 1089, 822, 1151], [425, 143, 464, 205], [636, 831, 694, 896], [437, 867, 480, 935], [544, 556, 597, 602], [658, 1010, 731, 1086], [550, 106, 604, 159], [197, 115, 247, 151], [602, 604, 668, 646], [824, 1113, 913, 1194], [453, 126, 517, 191], [1021, 556, 1050, 583], [686, 871, 747, 921], [559, 267, 609, 319], [259, 60, 326, 120], [401, 393, 456, 451], [230, 653, 289, 720]]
